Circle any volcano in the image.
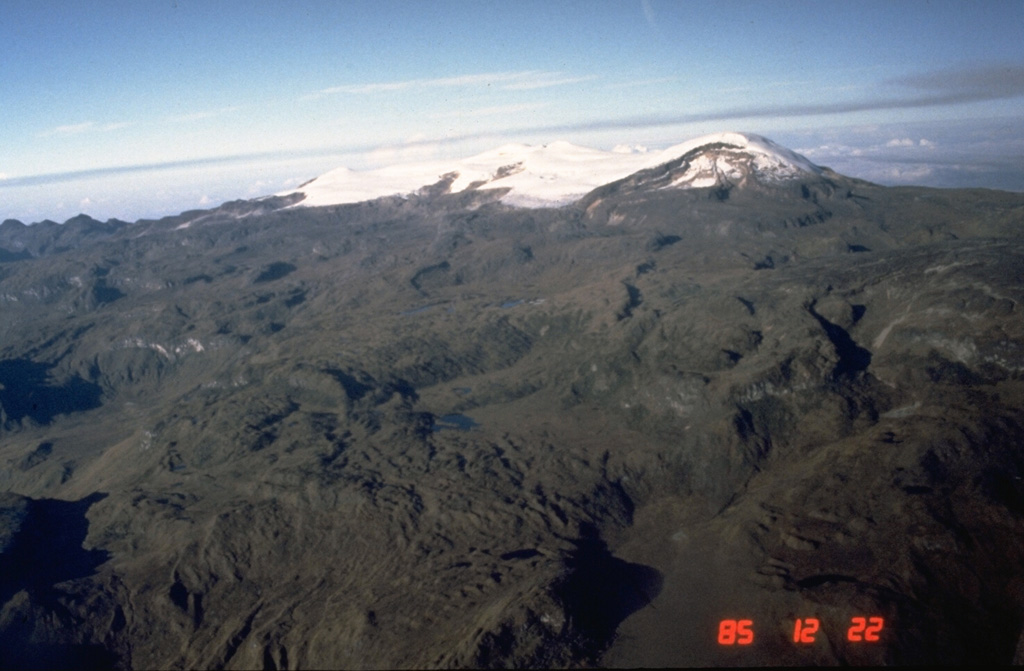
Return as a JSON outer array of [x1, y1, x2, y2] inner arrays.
[[1, 133, 1023, 668], [280, 132, 825, 209]]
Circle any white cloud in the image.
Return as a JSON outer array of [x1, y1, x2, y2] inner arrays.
[[100, 121, 133, 132], [501, 74, 598, 91], [429, 102, 549, 119], [801, 137, 937, 161], [718, 79, 816, 94], [198, 195, 212, 206], [795, 143, 844, 156], [167, 106, 241, 123], [875, 164, 937, 181], [38, 120, 132, 137], [799, 143, 868, 158], [612, 144, 648, 154], [885, 137, 936, 148], [41, 121, 97, 137], [365, 137, 442, 167], [245, 179, 281, 196], [312, 71, 536, 96], [309, 70, 592, 98], [606, 76, 679, 89]]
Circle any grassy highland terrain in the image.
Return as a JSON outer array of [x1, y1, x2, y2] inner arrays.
[[1, 167, 1023, 667]]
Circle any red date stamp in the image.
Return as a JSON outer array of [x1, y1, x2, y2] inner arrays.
[[717, 616, 885, 645]]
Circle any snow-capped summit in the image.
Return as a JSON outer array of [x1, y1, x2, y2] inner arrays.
[[280, 132, 823, 209], [282, 140, 657, 209], [651, 132, 822, 189]]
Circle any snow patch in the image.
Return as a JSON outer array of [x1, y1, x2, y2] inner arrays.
[[117, 337, 206, 361]]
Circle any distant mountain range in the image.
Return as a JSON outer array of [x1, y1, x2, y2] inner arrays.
[[3, 132, 843, 232]]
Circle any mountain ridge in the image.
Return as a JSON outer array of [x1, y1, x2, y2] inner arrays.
[[279, 132, 829, 210], [1, 140, 1023, 666], [4, 133, 1021, 232]]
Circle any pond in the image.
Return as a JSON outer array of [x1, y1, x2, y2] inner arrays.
[[431, 413, 480, 432]]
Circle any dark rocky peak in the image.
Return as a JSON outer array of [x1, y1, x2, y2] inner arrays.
[[62, 213, 104, 227]]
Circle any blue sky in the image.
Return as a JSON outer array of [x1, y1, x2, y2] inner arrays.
[[2, 0, 1023, 222]]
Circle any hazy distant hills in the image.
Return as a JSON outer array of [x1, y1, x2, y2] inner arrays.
[[1, 134, 1023, 667]]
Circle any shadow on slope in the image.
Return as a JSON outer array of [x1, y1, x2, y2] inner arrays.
[[0, 492, 113, 670], [555, 523, 663, 658], [0, 492, 110, 604], [0, 359, 103, 428]]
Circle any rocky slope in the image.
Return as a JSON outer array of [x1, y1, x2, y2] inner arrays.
[[1, 136, 1023, 667]]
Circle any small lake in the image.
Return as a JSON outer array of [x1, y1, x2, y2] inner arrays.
[[431, 413, 480, 432]]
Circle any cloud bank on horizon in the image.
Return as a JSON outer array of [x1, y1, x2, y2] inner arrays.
[[2, 0, 1023, 223]]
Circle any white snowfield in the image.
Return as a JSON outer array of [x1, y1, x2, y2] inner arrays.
[[280, 132, 822, 209]]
